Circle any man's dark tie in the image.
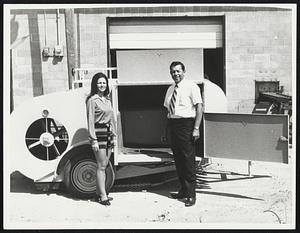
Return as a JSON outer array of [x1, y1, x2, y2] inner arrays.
[[169, 84, 178, 115]]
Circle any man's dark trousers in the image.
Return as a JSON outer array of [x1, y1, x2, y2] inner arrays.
[[169, 118, 196, 198]]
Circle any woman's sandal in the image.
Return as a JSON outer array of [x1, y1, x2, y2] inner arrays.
[[93, 196, 113, 201], [95, 196, 113, 206], [98, 198, 111, 206]]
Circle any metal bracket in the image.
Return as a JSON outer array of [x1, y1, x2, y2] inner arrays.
[[248, 160, 252, 176], [279, 136, 288, 142], [71, 67, 117, 89]]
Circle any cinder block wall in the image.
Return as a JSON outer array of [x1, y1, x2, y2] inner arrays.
[[225, 10, 292, 112], [10, 9, 69, 107], [10, 6, 292, 113], [75, 8, 108, 80]]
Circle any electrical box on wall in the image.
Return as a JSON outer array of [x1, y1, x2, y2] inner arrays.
[[54, 45, 64, 57], [42, 47, 54, 57]]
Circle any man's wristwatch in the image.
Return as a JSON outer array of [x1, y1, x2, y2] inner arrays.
[[194, 126, 199, 130]]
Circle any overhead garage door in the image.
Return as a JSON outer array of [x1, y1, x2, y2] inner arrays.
[[109, 17, 223, 49]]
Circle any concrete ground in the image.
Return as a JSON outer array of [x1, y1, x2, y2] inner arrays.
[[5, 150, 295, 230]]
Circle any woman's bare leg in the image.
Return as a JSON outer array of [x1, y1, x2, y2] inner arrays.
[[94, 148, 109, 200]]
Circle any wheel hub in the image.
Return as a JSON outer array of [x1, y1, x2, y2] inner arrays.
[[82, 169, 95, 183], [39, 132, 54, 147], [72, 161, 97, 192]]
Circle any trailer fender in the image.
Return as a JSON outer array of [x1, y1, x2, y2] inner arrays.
[[56, 142, 115, 198], [56, 142, 92, 178]]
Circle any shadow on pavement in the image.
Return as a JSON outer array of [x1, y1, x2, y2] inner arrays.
[[10, 171, 43, 194], [10, 162, 271, 202], [196, 190, 264, 201], [149, 165, 271, 201], [194, 166, 271, 200], [10, 171, 83, 202]]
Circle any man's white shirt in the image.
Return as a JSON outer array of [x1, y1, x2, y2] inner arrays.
[[164, 79, 202, 119]]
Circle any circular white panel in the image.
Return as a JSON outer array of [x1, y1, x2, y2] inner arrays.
[[9, 88, 89, 180]]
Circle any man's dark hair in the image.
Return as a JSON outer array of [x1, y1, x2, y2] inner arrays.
[[170, 61, 185, 72]]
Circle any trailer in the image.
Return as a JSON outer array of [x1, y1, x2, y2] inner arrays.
[[9, 49, 289, 198]]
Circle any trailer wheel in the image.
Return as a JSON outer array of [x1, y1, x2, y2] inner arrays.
[[64, 153, 115, 199]]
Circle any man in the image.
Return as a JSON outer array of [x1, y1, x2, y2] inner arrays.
[[164, 61, 203, 207]]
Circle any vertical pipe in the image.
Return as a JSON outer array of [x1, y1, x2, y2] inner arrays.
[[29, 12, 43, 97], [222, 15, 226, 94], [43, 10, 47, 46], [56, 9, 60, 45], [10, 49, 14, 113], [65, 9, 78, 89]]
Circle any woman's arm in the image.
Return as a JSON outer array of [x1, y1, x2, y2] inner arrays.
[[86, 98, 99, 150]]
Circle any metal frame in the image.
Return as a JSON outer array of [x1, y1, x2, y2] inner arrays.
[[71, 67, 117, 89]]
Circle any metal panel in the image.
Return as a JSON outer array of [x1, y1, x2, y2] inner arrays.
[[117, 49, 203, 84], [109, 17, 223, 49], [109, 17, 223, 27], [204, 113, 289, 163], [110, 25, 223, 34], [121, 108, 170, 147], [110, 32, 218, 49]]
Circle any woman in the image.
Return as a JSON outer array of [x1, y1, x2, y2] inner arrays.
[[86, 72, 116, 206]]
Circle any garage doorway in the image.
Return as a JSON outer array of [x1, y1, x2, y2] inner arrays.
[[108, 16, 225, 156], [108, 16, 225, 91]]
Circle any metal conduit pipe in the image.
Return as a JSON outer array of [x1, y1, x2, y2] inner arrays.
[[43, 10, 47, 47], [56, 9, 61, 46]]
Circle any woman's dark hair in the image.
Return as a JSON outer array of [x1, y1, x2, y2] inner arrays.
[[86, 72, 110, 103], [170, 61, 185, 72]]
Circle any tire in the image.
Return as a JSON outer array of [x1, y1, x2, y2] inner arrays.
[[64, 151, 115, 199]]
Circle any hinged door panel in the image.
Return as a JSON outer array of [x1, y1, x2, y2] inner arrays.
[[116, 49, 203, 84], [204, 113, 289, 163]]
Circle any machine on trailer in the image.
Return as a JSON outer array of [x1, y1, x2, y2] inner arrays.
[[9, 49, 289, 198]]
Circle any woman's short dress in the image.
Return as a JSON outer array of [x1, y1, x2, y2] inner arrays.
[[94, 123, 114, 149]]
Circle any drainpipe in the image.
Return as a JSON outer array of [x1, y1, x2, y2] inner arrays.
[[44, 10, 48, 47], [64, 8, 78, 89], [10, 49, 14, 113], [56, 9, 61, 46]]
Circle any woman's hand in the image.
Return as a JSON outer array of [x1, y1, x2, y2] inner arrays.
[[112, 135, 117, 146], [91, 141, 99, 152]]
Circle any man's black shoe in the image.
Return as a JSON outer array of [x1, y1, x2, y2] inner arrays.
[[170, 192, 188, 199], [185, 197, 196, 207]]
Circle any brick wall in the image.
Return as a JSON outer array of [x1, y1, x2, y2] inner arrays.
[[10, 6, 293, 112]]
